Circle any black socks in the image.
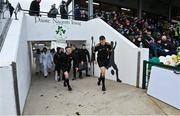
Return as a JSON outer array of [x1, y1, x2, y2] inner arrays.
[[101, 77, 106, 91], [65, 79, 72, 91], [97, 75, 106, 91], [97, 77, 102, 86]]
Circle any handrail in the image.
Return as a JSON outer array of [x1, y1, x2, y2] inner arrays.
[[21, 9, 75, 19], [11, 1, 95, 20], [142, 60, 180, 89], [18, 8, 95, 20]]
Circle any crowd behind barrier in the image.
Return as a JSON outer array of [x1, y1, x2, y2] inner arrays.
[[93, 11, 180, 57], [28, 0, 88, 20]]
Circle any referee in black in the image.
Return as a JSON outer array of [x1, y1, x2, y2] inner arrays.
[[61, 46, 73, 91], [94, 35, 112, 91]]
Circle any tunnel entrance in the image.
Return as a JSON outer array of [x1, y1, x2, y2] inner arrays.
[[28, 40, 89, 77]]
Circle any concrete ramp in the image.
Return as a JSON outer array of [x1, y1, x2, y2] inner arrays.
[[23, 73, 180, 115]]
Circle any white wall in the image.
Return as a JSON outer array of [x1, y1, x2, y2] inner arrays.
[[86, 18, 149, 86], [0, 66, 16, 115], [0, 12, 25, 115], [139, 48, 149, 88], [0, 12, 24, 64], [0, 12, 31, 114], [26, 15, 86, 41], [147, 66, 180, 109], [26, 15, 149, 86], [15, 15, 31, 113]]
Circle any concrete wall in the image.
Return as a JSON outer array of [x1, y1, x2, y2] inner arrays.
[[0, 12, 31, 114], [139, 48, 149, 87], [86, 18, 149, 86], [15, 15, 31, 113], [0, 66, 16, 115], [26, 16, 87, 41], [148, 66, 180, 109], [26, 15, 149, 86]]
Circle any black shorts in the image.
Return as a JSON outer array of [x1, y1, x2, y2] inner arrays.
[[55, 64, 63, 71], [97, 58, 109, 68], [62, 67, 71, 73], [55, 65, 60, 71]]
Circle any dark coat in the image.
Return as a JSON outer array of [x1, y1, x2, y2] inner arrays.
[[79, 49, 90, 62], [60, 5, 68, 19], [95, 42, 112, 60], [29, 0, 40, 16], [61, 53, 72, 72], [72, 48, 80, 68]]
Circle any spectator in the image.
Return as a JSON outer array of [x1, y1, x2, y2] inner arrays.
[[93, 9, 179, 58], [60, 1, 68, 19], [81, 10, 88, 21], [74, 4, 81, 20], [8, 3, 14, 17], [71, 45, 80, 80], [34, 49, 41, 74], [48, 4, 58, 18], [29, 0, 41, 16]]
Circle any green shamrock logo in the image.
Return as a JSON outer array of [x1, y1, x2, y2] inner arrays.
[[55, 26, 66, 36]]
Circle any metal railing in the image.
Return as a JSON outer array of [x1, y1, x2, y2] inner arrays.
[[21, 9, 75, 19], [15, 6, 94, 21], [142, 60, 180, 89]]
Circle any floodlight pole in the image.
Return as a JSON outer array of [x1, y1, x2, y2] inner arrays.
[[88, 0, 93, 19], [168, 1, 172, 21], [137, 0, 142, 19], [72, 0, 74, 19]]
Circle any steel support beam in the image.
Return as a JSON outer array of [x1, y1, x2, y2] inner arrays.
[[88, 0, 93, 19]]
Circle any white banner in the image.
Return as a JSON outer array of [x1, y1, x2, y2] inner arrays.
[[27, 16, 86, 41]]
